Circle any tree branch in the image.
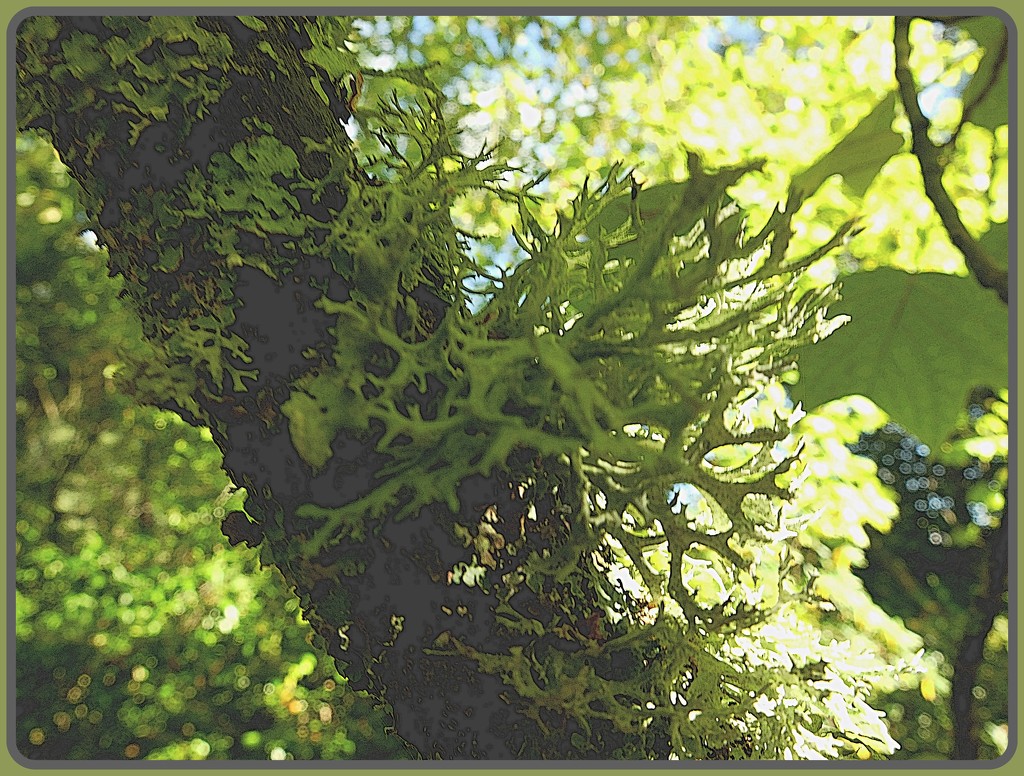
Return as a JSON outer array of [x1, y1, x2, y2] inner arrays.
[[911, 15, 977, 25], [950, 514, 1009, 759], [893, 17, 1009, 304]]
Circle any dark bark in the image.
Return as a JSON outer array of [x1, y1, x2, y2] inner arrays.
[[16, 14, 616, 759]]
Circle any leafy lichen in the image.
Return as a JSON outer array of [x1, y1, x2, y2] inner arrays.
[[17, 15, 904, 759]]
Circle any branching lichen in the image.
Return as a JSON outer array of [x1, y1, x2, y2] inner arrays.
[[17, 14, 904, 760]]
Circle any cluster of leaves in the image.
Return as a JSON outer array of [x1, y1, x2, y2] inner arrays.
[[14, 136, 405, 761]]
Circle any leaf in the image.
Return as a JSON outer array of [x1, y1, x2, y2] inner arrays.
[[791, 269, 1008, 450], [589, 180, 689, 237], [979, 221, 1008, 271], [789, 92, 903, 202], [585, 159, 760, 262], [959, 16, 1009, 131]]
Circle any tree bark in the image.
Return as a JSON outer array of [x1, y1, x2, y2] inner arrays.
[[17, 14, 568, 758], [18, 15, 907, 762], [950, 516, 1009, 759]]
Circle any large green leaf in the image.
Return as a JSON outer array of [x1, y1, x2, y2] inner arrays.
[[789, 92, 903, 202], [979, 220, 1009, 271], [588, 180, 686, 235], [792, 268, 1008, 449], [959, 16, 1009, 132]]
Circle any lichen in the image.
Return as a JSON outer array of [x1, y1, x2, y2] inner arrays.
[[16, 15, 900, 759]]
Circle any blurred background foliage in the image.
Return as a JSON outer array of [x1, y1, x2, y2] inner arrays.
[[15, 136, 409, 761], [352, 15, 1005, 278], [15, 15, 1007, 760]]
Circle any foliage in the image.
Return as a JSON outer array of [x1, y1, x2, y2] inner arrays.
[[14, 136, 405, 761], [351, 15, 1008, 445], [14, 14, 1008, 761], [794, 269, 1008, 450], [851, 400, 1008, 759]]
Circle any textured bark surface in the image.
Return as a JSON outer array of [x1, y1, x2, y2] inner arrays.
[[16, 15, 562, 758], [16, 14, 666, 759], [17, 15, 904, 762]]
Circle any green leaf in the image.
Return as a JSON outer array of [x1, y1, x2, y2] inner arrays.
[[792, 268, 1008, 449], [789, 92, 903, 202], [959, 17, 1009, 132], [585, 159, 760, 263], [979, 221, 1008, 271], [589, 180, 689, 236]]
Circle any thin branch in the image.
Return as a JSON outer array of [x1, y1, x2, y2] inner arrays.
[[912, 15, 977, 25], [868, 540, 944, 616], [33, 375, 60, 422], [893, 17, 1009, 304], [951, 514, 1009, 759]]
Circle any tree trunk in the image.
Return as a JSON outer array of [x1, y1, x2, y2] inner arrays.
[[17, 14, 904, 761], [16, 14, 604, 758]]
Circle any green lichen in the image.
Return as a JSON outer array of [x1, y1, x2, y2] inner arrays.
[[279, 117, 896, 755], [16, 16, 903, 759]]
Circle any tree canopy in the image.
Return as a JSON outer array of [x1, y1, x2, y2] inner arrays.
[[14, 14, 1009, 761]]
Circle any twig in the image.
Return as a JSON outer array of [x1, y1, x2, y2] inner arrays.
[[951, 513, 1009, 759], [912, 15, 977, 25], [893, 17, 1009, 304]]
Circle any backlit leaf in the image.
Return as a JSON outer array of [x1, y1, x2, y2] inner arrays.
[[792, 268, 1008, 449], [979, 221, 1008, 271], [789, 92, 903, 202], [959, 17, 1009, 132]]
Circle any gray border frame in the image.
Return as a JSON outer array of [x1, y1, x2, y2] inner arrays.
[[5, 5, 1018, 770]]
